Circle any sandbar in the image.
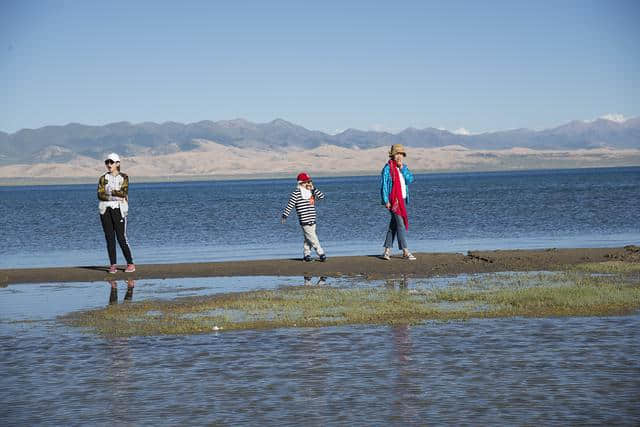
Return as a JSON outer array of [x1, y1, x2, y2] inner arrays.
[[1, 246, 638, 286]]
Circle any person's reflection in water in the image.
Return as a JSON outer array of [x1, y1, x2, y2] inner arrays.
[[108, 279, 136, 304], [303, 276, 328, 286], [385, 275, 408, 290], [298, 328, 329, 420], [385, 276, 419, 421], [106, 336, 134, 424], [104, 281, 135, 423], [124, 279, 135, 301], [108, 280, 118, 305], [391, 323, 419, 422]]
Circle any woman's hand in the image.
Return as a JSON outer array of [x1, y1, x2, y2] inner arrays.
[[385, 202, 391, 209]]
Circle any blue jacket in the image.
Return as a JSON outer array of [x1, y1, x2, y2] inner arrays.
[[380, 163, 414, 205]]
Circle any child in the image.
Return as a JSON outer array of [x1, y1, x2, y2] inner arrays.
[[281, 172, 327, 262]]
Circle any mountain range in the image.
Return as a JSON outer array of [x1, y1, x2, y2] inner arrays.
[[1, 116, 639, 166]]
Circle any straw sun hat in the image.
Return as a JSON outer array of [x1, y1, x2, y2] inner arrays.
[[388, 144, 407, 157]]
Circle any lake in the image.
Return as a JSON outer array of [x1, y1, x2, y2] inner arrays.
[[1, 167, 638, 268]]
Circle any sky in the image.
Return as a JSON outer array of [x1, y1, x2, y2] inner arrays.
[[1, 0, 639, 134]]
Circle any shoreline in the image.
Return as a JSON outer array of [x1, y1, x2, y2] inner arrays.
[[2, 246, 638, 286], [1, 165, 638, 186]]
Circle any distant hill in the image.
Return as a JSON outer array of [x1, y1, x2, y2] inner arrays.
[[1, 116, 639, 165]]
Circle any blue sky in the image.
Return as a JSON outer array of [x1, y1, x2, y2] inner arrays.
[[1, 0, 639, 134]]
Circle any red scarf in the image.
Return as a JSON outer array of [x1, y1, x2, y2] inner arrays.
[[389, 159, 408, 230]]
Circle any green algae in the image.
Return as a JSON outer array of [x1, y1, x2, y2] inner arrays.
[[61, 271, 640, 337]]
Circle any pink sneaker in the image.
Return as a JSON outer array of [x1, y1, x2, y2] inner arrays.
[[125, 264, 136, 273], [108, 265, 118, 274]]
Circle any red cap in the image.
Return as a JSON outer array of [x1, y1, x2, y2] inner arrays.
[[297, 172, 311, 182]]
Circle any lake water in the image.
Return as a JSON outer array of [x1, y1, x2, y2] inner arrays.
[[1, 276, 639, 425], [1, 167, 639, 268]]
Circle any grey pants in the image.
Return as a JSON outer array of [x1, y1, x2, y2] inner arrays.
[[384, 212, 408, 250], [302, 224, 324, 256]]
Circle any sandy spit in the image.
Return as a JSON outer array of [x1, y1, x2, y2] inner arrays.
[[2, 246, 639, 286]]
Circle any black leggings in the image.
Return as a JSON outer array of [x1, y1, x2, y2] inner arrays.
[[100, 207, 133, 265]]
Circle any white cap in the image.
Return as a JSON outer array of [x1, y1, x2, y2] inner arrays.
[[106, 153, 121, 162]]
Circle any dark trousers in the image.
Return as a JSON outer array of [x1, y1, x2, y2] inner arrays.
[[100, 207, 133, 265]]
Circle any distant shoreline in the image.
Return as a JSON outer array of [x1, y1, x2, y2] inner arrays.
[[2, 246, 638, 286], [1, 165, 638, 187]]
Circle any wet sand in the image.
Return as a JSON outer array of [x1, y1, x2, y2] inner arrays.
[[1, 246, 638, 286]]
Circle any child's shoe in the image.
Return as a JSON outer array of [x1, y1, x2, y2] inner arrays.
[[319, 254, 327, 262], [303, 255, 312, 262], [108, 265, 118, 274], [125, 264, 136, 273]]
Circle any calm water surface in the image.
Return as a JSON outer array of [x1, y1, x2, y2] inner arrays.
[[1, 167, 639, 268], [1, 276, 639, 425]]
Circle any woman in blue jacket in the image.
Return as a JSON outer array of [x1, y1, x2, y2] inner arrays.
[[380, 144, 415, 260]]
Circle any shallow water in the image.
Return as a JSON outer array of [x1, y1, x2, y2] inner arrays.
[[1, 276, 639, 424], [2, 167, 639, 268]]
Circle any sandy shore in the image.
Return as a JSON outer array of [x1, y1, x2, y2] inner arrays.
[[1, 246, 638, 286]]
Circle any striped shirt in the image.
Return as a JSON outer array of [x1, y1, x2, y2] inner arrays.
[[283, 187, 325, 225]]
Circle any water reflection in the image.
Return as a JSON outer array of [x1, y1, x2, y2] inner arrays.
[[391, 324, 418, 422], [107, 280, 136, 305], [124, 285, 134, 302], [383, 277, 418, 422], [303, 276, 328, 286], [297, 329, 330, 420], [385, 275, 409, 290], [104, 280, 136, 421], [106, 337, 134, 424]]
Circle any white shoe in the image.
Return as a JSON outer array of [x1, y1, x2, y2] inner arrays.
[[403, 252, 416, 261], [381, 249, 391, 260]]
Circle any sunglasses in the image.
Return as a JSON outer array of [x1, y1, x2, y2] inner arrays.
[[104, 160, 115, 165]]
